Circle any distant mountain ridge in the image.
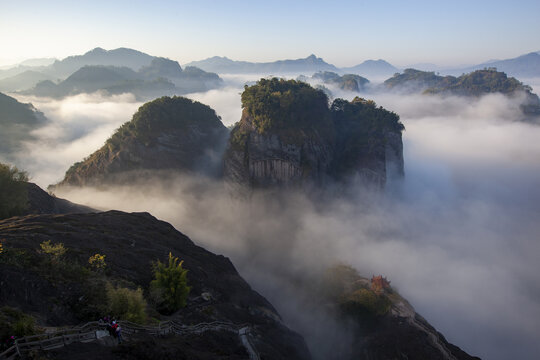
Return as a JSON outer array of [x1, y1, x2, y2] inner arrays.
[[47, 47, 155, 78], [442, 51, 540, 79], [0, 70, 54, 92], [25, 57, 222, 100], [341, 59, 399, 78], [185, 54, 339, 74]]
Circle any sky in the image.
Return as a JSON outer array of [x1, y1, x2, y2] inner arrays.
[[1, 0, 539, 67]]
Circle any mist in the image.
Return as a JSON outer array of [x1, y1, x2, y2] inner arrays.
[[4, 92, 143, 187], [6, 83, 540, 359]]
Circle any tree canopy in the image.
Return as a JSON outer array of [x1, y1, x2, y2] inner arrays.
[[241, 78, 331, 134], [107, 96, 223, 148], [150, 252, 191, 314]]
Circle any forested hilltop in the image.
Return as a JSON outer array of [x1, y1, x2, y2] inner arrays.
[[55, 96, 228, 187]]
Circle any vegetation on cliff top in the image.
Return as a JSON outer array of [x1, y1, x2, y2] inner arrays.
[[241, 78, 331, 134], [321, 264, 394, 325], [108, 96, 223, 147]]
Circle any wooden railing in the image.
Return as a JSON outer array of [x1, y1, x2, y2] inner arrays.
[[0, 320, 260, 360]]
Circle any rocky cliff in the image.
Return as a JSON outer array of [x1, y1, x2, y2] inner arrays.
[[55, 96, 229, 188], [224, 110, 334, 189], [224, 78, 404, 191]]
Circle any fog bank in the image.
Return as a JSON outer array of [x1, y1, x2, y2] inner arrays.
[[5, 86, 540, 359], [54, 92, 540, 359]]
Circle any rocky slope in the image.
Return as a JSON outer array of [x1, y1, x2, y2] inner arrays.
[[0, 209, 310, 359], [55, 96, 229, 187], [224, 78, 404, 190], [310, 265, 480, 360]]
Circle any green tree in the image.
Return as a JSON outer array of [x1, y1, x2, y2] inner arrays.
[[0, 163, 28, 219], [150, 252, 191, 314]]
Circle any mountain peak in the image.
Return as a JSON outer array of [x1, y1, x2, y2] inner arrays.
[[85, 47, 106, 55]]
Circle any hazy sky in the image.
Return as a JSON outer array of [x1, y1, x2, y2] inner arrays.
[[1, 0, 539, 67]]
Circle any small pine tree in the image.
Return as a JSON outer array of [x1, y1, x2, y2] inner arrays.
[[150, 252, 191, 314]]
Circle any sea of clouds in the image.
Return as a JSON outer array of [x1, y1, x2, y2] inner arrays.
[[5, 76, 540, 359]]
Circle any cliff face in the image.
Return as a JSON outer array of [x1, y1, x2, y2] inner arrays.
[[56, 96, 229, 187], [224, 79, 404, 191], [224, 111, 333, 189]]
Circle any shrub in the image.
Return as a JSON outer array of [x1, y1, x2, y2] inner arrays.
[[0, 307, 36, 341], [150, 252, 191, 314], [39, 240, 66, 263], [106, 283, 147, 324], [88, 253, 106, 272], [339, 288, 392, 321]]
